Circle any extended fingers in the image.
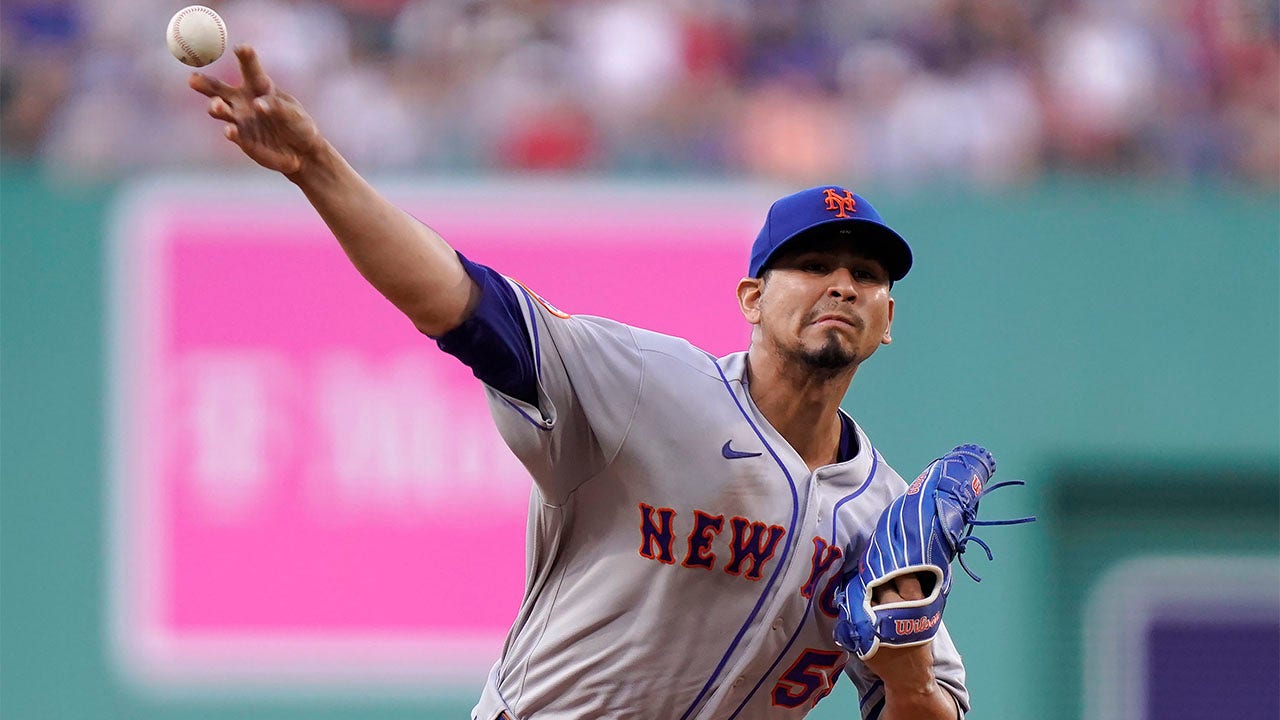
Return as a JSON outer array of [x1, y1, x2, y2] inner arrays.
[[209, 91, 279, 117], [207, 97, 234, 122], [189, 72, 234, 99], [235, 45, 274, 97], [189, 46, 275, 103], [208, 91, 274, 132]]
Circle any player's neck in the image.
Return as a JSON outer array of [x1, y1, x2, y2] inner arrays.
[[745, 350, 854, 472]]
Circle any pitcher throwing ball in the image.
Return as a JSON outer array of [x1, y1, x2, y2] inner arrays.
[[189, 45, 1033, 720]]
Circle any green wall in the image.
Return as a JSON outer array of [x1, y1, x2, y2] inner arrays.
[[3, 165, 1276, 719]]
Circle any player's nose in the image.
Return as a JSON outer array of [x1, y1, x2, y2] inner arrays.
[[827, 268, 857, 299]]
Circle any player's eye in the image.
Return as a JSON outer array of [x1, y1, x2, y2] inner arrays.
[[850, 266, 887, 284], [801, 261, 829, 274]]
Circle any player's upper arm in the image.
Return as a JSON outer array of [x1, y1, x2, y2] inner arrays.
[[482, 278, 644, 505], [433, 254, 539, 405]]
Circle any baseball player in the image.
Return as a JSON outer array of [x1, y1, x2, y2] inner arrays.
[[190, 46, 976, 720]]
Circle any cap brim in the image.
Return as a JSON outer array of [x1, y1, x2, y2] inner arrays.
[[757, 218, 913, 282]]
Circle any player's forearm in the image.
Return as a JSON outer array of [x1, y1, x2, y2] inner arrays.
[[285, 141, 479, 336], [879, 678, 960, 720], [868, 642, 960, 720]]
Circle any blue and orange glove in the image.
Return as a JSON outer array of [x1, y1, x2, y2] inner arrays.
[[834, 444, 1035, 660]]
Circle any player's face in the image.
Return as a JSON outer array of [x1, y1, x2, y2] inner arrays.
[[738, 236, 895, 374]]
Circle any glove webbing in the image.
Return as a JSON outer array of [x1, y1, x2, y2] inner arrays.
[[953, 479, 1037, 583]]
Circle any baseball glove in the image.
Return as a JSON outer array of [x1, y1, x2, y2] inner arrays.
[[834, 444, 1034, 660]]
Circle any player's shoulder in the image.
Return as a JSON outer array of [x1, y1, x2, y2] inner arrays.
[[626, 324, 727, 381], [569, 317, 728, 382], [544, 311, 722, 377], [505, 275, 725, 381]]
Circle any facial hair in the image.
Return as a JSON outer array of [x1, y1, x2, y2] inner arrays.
[[768, 326, 860, 381], [797, 330, 859, 372]]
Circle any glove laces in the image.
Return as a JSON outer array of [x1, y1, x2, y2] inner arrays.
[[955, 480, 1036, 582]]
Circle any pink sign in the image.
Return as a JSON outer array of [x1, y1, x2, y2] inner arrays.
[[110, 180, 782, 692]]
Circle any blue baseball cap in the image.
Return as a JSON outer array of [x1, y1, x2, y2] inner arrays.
[[749, 186, 913, 281]]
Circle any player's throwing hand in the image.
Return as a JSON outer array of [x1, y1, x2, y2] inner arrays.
[[188, 44, 323, 176]]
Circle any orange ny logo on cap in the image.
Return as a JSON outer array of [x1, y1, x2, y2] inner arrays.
[[822, 188, 857, 218]]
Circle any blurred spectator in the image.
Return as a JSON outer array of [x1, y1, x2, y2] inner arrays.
[[733, 77, 847, 182], [0, 0, 1274, 186], [1, 0, 81, 156], [1041, 3, 1160, 169]]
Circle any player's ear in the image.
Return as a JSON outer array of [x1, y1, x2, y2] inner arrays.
[[737, 276, 763, 324], [881, 296, 894, 345]]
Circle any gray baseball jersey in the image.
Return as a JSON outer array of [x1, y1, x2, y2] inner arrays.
[[469, 277, 968, 720]]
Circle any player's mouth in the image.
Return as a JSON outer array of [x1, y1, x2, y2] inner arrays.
[[812, 313, 860, 329]]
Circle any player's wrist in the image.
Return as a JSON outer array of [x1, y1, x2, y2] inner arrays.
[[283, 138, 341, 187]]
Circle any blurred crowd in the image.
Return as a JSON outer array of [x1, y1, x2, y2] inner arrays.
[[2, 0, 1277, 186]]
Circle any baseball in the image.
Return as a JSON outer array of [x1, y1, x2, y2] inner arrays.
[[166, 5, 227, 67]]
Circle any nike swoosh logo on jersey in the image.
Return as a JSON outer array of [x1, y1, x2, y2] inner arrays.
[[721, 440, 762, 459]]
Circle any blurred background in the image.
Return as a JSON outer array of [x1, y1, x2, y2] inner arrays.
[[4, 0, 1280, 182], [2, 1, 1277, 719]]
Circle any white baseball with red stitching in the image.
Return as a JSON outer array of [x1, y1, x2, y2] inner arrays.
[[165, 5, 227, 67]]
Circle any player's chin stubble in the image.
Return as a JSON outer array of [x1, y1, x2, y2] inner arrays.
[[793, 332, 860, 376]]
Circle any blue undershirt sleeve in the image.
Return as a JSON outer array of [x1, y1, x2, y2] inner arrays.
[[431, 253, 539, 406]]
